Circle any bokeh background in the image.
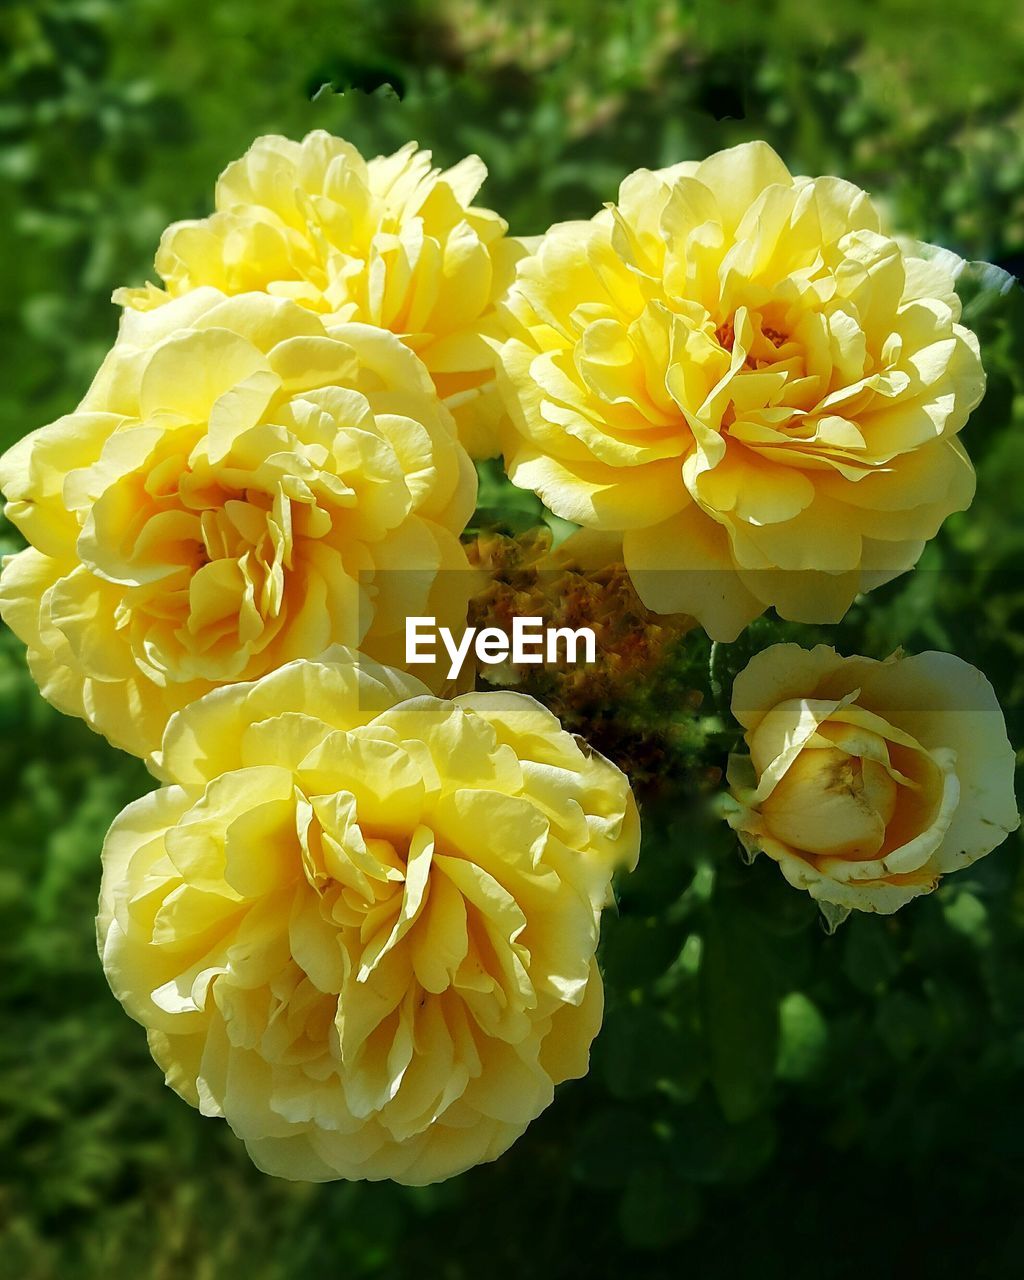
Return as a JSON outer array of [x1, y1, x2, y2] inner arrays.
[[3, 2, 1024, 1276]]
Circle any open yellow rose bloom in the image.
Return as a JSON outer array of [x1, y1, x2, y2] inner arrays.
[[97, 650, 639, 1184], [0, 129, 1013, 1188], [0, 289, 476, 760], [497, 142, 986, 640], [117, 132, 523, 458], [726, 644, 1019, 913]]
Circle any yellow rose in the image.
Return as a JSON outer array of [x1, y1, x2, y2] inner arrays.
[[0, 288, 476, 760], [97, 649, 639, 1184], [496, 141, 986, 640], [116, 131, 524, 458], [725, 643, 1019, 913]]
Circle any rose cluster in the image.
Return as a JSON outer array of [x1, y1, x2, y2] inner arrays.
[[1, 132, 1016, 1184]]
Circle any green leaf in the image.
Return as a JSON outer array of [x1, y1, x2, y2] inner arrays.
[[842, 916, 903, 993], [463, 505, 543, 537], [875, 991, 933, 1062], [600, 1004, 704, 1101], [776, 992, 828, 1082], [571, 1108, 659, 1189], [955, 258, 1019, 327], [618, 1166, 700, 1248], [699, 903, 779, 1122], [665, 1094, 775, 1184], [600, 914, 684, 989]]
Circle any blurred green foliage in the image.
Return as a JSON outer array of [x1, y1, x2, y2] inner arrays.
[[2, 1, 1024, 1276]]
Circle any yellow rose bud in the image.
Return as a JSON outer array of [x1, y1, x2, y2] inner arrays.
[[496, 141, 986, 640], [0, 289, 477, 760], [115, 132, 526, 458], [726, 643, 1019, 913], [97, 649, 639, 1184]]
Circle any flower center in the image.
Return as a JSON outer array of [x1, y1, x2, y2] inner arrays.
[[761, 744, 898, 860], [715, 312, 791, 368], [715, 320, 735, 351]]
